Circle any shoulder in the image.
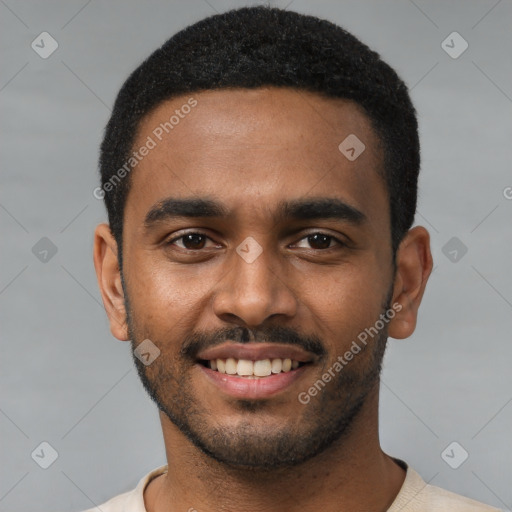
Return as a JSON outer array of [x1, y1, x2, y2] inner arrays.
[[80, 489, 132, 512], [389, 461, 502, 512], [420, 482, 502, 511], [79, 465, 168, 512]]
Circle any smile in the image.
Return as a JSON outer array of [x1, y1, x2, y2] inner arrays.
[[201, 357, 303, 377], [196, 342, 316, 399]]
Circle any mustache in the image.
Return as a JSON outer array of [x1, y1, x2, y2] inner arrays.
[[181, 325, 326, 359]]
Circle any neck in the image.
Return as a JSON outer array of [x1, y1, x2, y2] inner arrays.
[[145, 385, 405, 512]]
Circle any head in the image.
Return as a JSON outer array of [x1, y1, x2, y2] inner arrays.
[[94, 6, 432, 470]]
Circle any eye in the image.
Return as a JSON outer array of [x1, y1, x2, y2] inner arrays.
[[292, 232, 344, 250], [166, 231, 345, 252], [167, 232, 218, 250]]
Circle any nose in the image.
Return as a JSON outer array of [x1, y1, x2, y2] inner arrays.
[[211, 241, 298, 327]]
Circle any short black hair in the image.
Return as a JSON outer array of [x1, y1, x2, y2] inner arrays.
[[99, 5, 420, 266]]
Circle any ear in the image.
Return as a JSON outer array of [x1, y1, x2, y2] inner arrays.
[[388, 226, 433, 339], [93, 223, 129, 341]]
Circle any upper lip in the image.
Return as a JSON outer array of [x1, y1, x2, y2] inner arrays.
[[197, 342, 317, 363]]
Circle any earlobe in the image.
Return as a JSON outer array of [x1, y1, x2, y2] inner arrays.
[[93, 223, 129, 341], [388, 226, 433, 340]]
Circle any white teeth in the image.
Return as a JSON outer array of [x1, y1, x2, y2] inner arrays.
[[237, 359, 253, 376], [271, 358, 282, 374], [208, 357, 302, 377], [282, 358, 292, 372], [225, 357, 237, 375], [253, 359, 272, 377]]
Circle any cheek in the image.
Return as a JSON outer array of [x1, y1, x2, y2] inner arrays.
[[125, 255, 219, 331], [303, 262, 389, 353]]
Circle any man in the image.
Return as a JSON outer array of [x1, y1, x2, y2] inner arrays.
[[90, 6, 500, 512]]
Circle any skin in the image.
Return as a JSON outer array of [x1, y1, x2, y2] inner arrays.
[[94, 87, 432, 512]]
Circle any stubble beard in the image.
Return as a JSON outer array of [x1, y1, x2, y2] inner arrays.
[[123, 278, 391, 471]]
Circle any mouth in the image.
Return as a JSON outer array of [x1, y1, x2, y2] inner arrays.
[[196, 343, 316, 399], [199, 357, 305, 377]]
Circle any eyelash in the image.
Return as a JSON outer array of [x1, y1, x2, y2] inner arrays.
[[166, 231, 346, 251]]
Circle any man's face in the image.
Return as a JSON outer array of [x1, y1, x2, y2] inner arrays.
[[120, 88, 395, 468]]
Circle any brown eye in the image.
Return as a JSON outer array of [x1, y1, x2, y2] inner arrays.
[[293, 232, 343, 250], [168, 232, 214, 250], [307, 233, 333, 249], [181, 233, 206, 249]]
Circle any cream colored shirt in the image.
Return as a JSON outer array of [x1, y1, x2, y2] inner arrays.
[[83, 460, 501, 511]]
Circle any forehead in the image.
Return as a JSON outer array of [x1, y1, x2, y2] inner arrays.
[[126, 87, 388, 229]]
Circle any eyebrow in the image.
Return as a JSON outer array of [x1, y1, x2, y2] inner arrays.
[[144, 196, 366, 228]]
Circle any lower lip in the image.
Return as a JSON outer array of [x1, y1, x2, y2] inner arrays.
[[198, 364, 308, 399]]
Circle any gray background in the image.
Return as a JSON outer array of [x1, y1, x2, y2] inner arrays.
[[1, 0, 511, 510]]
